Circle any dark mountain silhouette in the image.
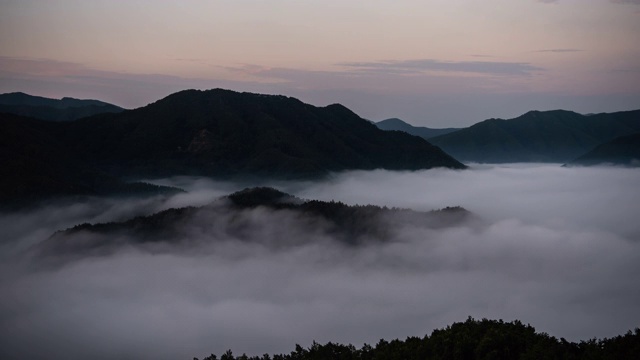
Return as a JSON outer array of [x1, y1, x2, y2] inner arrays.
[[1, 89, 464, 207], [50, 89, 465, 178], [0, 92, 124, 121], [428, 109, 640, 163], [36, 187, 472, 259], [568, 133, 640, 167], [376, 118, 460, 139], [0, 113, 180, 209]]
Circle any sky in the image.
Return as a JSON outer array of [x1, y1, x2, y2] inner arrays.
[[1, 165, 640, 359], [1, 0, 639, 127]]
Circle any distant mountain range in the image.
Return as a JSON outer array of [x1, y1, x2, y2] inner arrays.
[[0, 89, 465, 207], [35, 187, 472, 260], [567, 133, 640, 167], [4, 89, 638, 209], [0, 92, 124, 121], [424, 110, 640, 163], [375, 118, 460, 139]]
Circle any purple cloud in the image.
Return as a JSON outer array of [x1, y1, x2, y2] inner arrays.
[[535, 49, 584, 53], [338, 59, 543, 76], [610, 0, 640, 4], [538, 0, 640, 3]]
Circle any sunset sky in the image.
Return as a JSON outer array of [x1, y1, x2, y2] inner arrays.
[[1, 0, 639, 127]]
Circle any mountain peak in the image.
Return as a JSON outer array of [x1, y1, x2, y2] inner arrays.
[[520, 109, 580, 118]]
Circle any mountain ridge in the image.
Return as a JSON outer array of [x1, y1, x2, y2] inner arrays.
[[52, 88, 466, 178], [567, 132, 640, 167], [376, 117, 460, 139], [0, 89, 465, 206], [428, 109, 640, 163], [0, 92, 124, 121], [36, 186, 473, 260]]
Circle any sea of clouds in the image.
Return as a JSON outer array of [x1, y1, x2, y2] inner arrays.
[[1, 164, 639, 359]]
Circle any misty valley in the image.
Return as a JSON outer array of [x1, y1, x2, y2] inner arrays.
[[1, 90, 640, 359], [2, 164, 640, 359]]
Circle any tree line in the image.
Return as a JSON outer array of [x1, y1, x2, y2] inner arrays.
[[195, 317, 640, 360]]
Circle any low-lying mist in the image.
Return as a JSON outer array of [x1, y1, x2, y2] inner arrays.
[[1, 164, 639, 360]]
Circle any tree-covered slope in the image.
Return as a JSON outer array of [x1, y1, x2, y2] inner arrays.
[[54, 89, 465, 178], [0, 92, 124, 121], [568, 133, 640, 167], [376, 118, 460, 139], [0, 113, 178, 209], [195, 317, 640, 360], [38, 187, 472, 258], [428, 110, 640, 163]]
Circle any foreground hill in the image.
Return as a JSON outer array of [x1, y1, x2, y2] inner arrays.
[[429, 110, 640, 163], [0, 92, 124, 121], [52, 89, 465, 178], [35, 187, 472, 259], [376, 118, 460, 139], [195, 317, 640, 360], [0, 113, 179, 208], [568, 133, 640, 167]]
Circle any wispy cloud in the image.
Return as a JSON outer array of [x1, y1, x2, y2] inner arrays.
[[611, 67, 640, 73], [534, 49, 584, 53], [538, 0, 640, 3], [469, 54, 497, 58], [338, 59, 543, 76], [610, 0, 640, 4], [224, 62, 536, 96]]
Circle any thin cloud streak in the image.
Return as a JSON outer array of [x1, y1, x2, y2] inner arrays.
[[338, 59, 543, 76], [538, 0, 640, 3], [610, 0, 640, 4], [534, 49, 584, 53]]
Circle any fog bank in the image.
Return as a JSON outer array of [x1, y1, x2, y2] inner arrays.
[[1, 164, 639, 359]]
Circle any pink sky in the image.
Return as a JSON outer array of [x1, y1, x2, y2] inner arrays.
[[1, 0, 639, 127]]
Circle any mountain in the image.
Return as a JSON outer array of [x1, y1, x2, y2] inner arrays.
[[50, 88, 465, 178], [428, 109, 640, 163], [568, 133, 640, 167], [0, 113, 180, 209], [376, 118, 460, 139], [35, 187, 472, 259], [0, 92, 124, 121], [0, 89, 464, 205]]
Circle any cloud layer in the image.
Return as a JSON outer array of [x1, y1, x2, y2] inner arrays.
[[1, 165, 639, 359]]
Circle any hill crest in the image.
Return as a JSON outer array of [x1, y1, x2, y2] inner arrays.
[[429, 109, 640, 163]]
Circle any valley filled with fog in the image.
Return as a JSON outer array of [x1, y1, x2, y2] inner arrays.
[[1, 164, 639, 360]]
